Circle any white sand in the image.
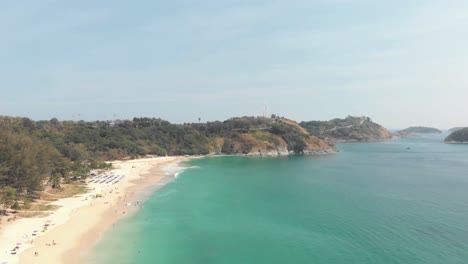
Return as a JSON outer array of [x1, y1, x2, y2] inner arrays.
[[0, 156, 189, 264]]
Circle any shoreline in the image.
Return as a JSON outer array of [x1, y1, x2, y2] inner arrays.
[[445, 141, 468, 144], [1, 153, 337, 264], [0, 156, 192, 264], [68, 157, 192, 263]]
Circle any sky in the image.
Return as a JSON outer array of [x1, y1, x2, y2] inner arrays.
[[1, 0, 467, 129]]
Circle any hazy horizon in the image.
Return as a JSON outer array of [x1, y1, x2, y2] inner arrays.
[[1, 1, 467, 129]]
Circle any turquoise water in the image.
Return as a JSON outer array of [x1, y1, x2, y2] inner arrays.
[[88, 134, 468, 264]]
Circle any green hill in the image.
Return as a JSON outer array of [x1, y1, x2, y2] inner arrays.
[[449, 127, 467, 133], [445, 128, 468, 144], [0, 115, 337, 198], [299, 116, 392, 142], [191, 116, 337, 156], [398, 127, 442, 134]]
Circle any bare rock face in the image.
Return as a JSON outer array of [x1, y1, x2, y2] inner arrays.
[[245, 145, 339, 157], [214, 117, 338, 157], [246, 146, 290, 157], [302, 147, 339, 155]]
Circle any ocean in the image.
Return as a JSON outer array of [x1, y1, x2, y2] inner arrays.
[[87, 133, 468, 264]]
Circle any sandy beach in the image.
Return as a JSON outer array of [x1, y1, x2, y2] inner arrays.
[[0, 156, 191, 264]]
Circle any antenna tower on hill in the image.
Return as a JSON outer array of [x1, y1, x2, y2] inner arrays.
[[263, 103, 268, 118]]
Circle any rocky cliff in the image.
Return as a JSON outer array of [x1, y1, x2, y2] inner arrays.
[[211, 117, 338, 156]]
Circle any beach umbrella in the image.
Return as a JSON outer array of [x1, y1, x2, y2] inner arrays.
[[16, 243, 21, 245]]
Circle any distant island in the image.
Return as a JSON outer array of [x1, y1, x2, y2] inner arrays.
[[445, 128, 468, 144], [397, 126, 442, 134], [299, 116, 392, 143]]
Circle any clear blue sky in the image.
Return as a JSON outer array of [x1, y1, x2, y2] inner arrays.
[[1, 0, 467, 129]]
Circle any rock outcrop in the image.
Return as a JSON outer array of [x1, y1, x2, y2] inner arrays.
[[212, 117, 338, 156]]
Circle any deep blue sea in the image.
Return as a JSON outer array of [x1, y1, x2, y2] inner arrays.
[[87, 133, 468, 264]]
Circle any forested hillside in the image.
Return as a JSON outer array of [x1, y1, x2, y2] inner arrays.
[[300, 116, 392, 142], [0, 115, 336, 204], [445, 128, 468, 143], [398, 127, 442, 134]]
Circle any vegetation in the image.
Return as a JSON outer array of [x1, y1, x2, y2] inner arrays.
[[0, 186, 18, 215], [45, 183, 89, 198], [0, 115, 334, 212], [0, 131, 67, 196], [398, 127, 442, 134], [445, 128, 468, 143], [449, 127, 466, 133], [300, 116, 392, 142]]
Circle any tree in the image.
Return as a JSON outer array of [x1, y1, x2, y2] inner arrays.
[[49, 174, 62, 189], [0, 186, 18, 215], [71, 163, 90, 181], [221, 139, 235, 154], [0, 132, 57, 195], [0, 162, 9, 187]]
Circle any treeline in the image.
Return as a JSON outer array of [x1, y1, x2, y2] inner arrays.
[[0, 115, 331, 206]]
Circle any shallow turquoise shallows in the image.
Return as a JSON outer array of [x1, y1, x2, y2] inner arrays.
[[88, 134, 468, 264]]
